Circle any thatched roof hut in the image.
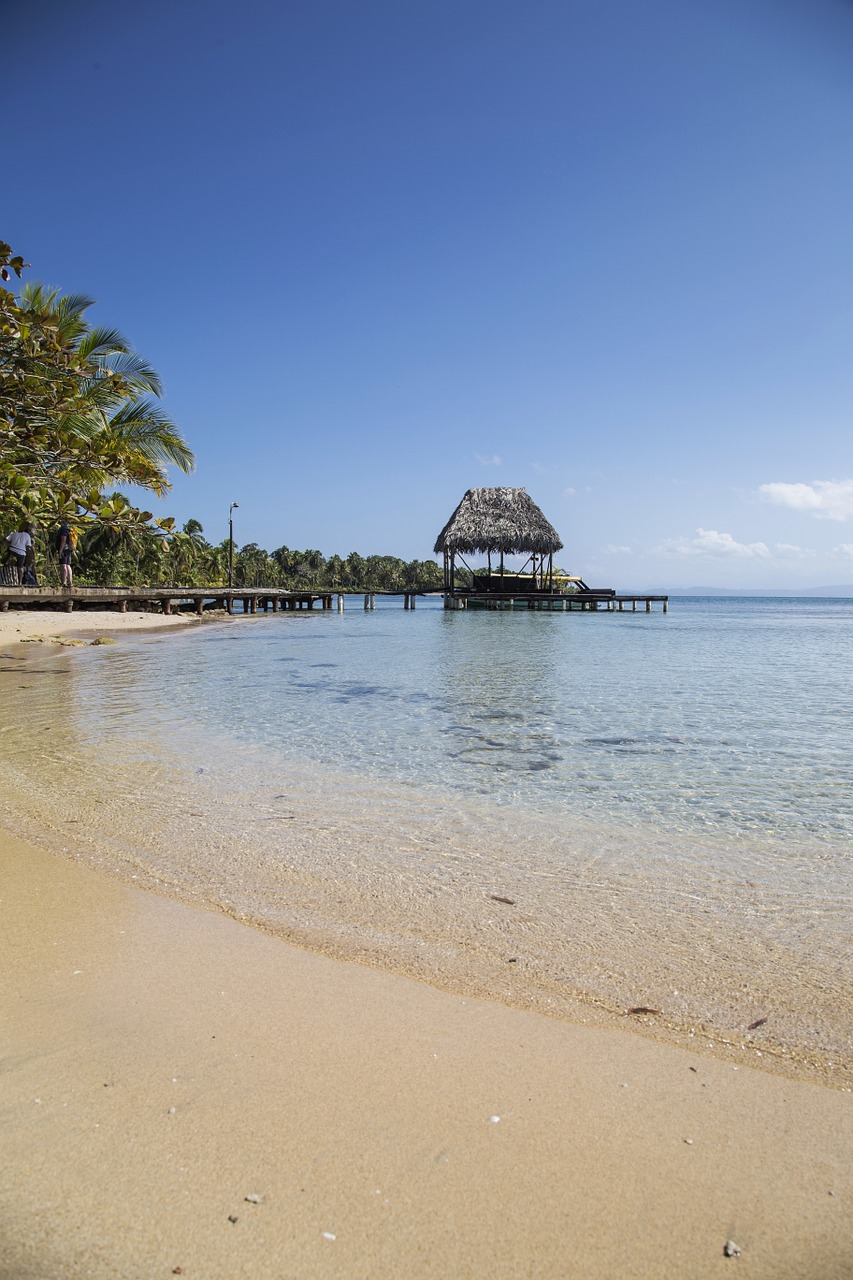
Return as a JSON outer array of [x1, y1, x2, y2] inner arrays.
[[434, 487, 563, 556], [434, 488, 564, 595]]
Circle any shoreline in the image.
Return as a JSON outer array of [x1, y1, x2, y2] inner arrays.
[[2, 828, 852, 1279], [0, 606, 212, 643], [3, 746, 849, 1091]]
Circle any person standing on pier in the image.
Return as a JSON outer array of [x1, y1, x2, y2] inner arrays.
[[22, 525, 39, 585], [56, 522, 75, 588], [4, 526, 33, 585]]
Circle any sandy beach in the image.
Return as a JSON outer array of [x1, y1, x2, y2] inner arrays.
[[2, 828, 851, 1280], [0, 607, 206, 643]]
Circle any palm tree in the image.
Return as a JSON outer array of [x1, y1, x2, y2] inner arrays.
[[235, 543, 271, 587], [205, 540, 230, 586], [16, 284, 194, 503], [77, 500, 159, 585], [344, 551, 366, 588], [325, 554, 344, 588], [163, 525, 205, 586]]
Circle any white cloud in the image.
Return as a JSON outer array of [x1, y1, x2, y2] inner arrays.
[[564, 487, 576, 496], [659, 528, 771, 559], [835, 544, 853, 559], [602, 544, 632, 554], [475, 453, 502, 467], [758, 480, 853, 521], [773, 543, 809, 560]]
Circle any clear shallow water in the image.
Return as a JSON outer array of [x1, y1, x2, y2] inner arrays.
[[2, 596, 852, 1075], [91, 595, 853, 854]]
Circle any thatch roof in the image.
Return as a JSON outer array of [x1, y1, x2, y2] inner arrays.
[[434, 488, 564, 556]]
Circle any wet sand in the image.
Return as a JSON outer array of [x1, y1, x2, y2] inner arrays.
[[2, 830, 851, 1280]]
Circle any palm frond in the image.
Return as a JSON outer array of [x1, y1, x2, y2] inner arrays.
[[54, 408, 108, 439], [19, 285, 96, 344], [55, 293, 97, 322], [77, 325, 133, 359], [19, 282, 62, 312], [103, 399, 196, 474], [73, 376, 125, 412], [90, 350, 163, 395]]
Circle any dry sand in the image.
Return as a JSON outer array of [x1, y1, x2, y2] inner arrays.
[[0, 608, 205, 643], [2, 830, 851, 1280]]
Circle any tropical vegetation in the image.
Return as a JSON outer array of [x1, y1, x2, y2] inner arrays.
[[1, 240, 446, 593], [56, 519, 446, 591], [1, 240, 192, 546]]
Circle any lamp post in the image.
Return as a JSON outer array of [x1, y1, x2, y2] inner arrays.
[[228, 502, 239, 590]]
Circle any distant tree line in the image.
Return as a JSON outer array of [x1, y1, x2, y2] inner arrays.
[[29, 515, 446, 591]]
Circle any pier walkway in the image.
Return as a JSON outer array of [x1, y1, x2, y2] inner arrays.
[[0, 586, 668, 615], [0, 586, 334, 615], [445, 591, 668, 612]]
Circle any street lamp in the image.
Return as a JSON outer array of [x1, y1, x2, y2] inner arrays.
[[228, 502, 239, 590]]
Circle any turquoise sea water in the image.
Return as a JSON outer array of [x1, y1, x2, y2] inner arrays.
[[3, 596, 851, 1071], [93, 595, 853, 853]]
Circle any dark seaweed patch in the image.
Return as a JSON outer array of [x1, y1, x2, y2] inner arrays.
[[584, 735, 686, 754]]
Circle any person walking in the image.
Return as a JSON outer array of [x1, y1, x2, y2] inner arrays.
[[56, 522, 75, 588], [4, 527, 33, 584]]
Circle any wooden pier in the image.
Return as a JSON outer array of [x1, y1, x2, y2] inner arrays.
[[0, 585, 667, 616], [0, 586, 335, 616], [444, 590, 668, 612]]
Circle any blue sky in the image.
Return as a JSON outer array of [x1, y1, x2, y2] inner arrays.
[[4, 0, 852, 588]]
